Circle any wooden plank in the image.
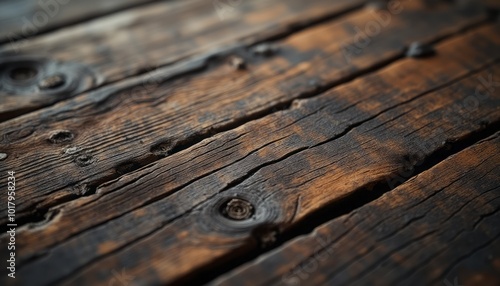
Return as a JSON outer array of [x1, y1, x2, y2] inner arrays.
[[0, 0, 158, 43], [481, 0, 500, 10], [9, 24, 500, 285], [0, 0, 491, 225], [212, 133, 500, 286], [0, 0, 367, 121]]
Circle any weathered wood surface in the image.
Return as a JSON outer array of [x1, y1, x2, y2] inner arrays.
[[0, 0, 491, 226], [213, 133, 500, 286], [6, 22, 500, 285], [0, 1, 499, 285], [0, 0, 367, 121], [0, 0, 158, 43]]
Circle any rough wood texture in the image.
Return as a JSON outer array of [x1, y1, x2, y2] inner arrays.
[[213, 133, 500, 286], [0, 0, 158, 43], [0, 0, 366, 121], [0, 0, 491, 225], [1, 1, 499, 285], [6, 23, 500, 285]]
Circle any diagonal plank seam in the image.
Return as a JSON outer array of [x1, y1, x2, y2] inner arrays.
[[394, 187, 500, 285], [6, 20, 496, 232], [15, 58, 500, 286], [330, 184, 500, 285], [204, 133, 500, 286], [32, 67, 500, 284], [0, 1, 368, 122], [3, 8, 494, 225], [175, 100, 500, 285], [12, 26, 500, 282], [33, 146, 314, 285]]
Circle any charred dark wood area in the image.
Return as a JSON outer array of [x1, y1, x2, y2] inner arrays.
[[0, 0, 499, 285]]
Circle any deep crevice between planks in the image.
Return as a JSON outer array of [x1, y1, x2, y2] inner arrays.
[[0, 1, 368, 123], [176, 120, 500, 286], [9, 29, 500, 286], [6, 18, 495, 233]]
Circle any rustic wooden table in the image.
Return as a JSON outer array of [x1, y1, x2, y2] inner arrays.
[[0, 0, 499, 285]]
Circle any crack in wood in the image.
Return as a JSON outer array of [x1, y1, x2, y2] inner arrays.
[[179, 124, 500, 286], [8, 18, 495, 232]]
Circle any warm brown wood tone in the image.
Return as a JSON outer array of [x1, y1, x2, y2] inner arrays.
[[0, 0, 491, 225], [213, 133, 500, 286], [1, 1, 499, 285], [12, 21, 500, 259], [0, 0, 366, 121], [7, 23, 500, 285]]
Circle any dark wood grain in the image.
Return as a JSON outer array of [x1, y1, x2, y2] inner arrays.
[[7, 23, 500, 285], [0, 0, 367, 121], [0, 0, 158, 43], [0, 0, 491, 227], [212, 133, 500, 286]]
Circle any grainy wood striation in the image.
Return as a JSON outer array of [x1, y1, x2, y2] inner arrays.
[[212, 133, 500, 286], [5, 23, 500, 285], [0, 0, 492, 227], [0, 0, 367, 121]]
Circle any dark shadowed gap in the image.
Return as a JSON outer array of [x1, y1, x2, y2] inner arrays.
[[6, 17, 492, 231], [177, 120, 500, 286]]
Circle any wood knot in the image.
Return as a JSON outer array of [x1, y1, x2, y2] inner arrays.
[[48, 130, 74, 144], [221, 198, 254, 220], [196, 190, 283, 236], [0, 56, 101, 96], [9, 66, 38, 81], [75, 154, 95, 167]]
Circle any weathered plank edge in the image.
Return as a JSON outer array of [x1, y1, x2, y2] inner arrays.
[[209, 132, 500, 286]]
